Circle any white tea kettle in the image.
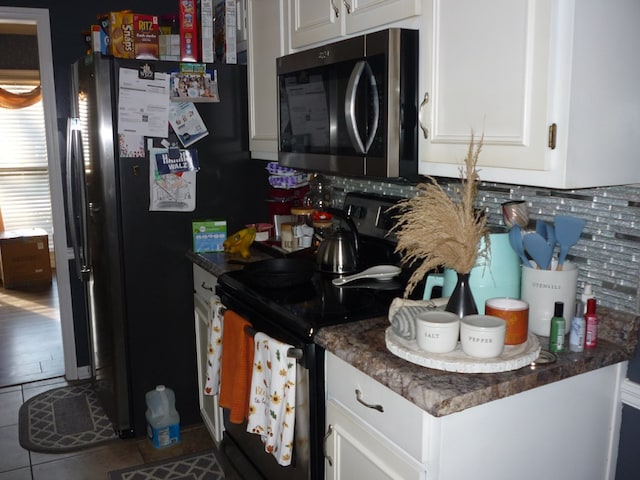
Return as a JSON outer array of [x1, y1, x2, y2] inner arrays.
[[316, 208, 359, 274], [423, 227, 521, 313]]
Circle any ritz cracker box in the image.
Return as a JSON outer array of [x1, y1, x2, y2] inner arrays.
[[193, 220, 227, 253]]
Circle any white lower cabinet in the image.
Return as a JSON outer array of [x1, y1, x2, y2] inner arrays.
[[325, 351, 626, 480], [325, 352, 428, 479], [193, 264, 224, 444], [325, 400, 426, 479]]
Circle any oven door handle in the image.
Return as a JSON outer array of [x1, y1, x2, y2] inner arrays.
[[345, 60, 380, 154]]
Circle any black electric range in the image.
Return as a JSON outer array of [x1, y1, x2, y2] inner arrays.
[[214, 192, 416, 480], [216, 192, 408, 342]]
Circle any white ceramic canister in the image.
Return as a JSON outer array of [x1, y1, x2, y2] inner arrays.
[[520, 260, 578, 336]]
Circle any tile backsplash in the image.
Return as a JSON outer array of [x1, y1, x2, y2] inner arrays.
[[328, 175, 640, 315]]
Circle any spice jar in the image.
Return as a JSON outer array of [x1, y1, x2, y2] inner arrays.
[[291, 206, 315, 249], [281, 222, 294, 252]]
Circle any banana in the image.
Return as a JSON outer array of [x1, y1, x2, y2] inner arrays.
[[223, 227, 256, 258]]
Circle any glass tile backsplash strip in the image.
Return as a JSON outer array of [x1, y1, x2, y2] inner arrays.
[[329, 176, 640, 315]]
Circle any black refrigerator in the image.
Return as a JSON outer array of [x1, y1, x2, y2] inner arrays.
[[66, 54, 268, 438]]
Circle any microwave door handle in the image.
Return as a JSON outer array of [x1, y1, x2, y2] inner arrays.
[[345, 61, 366, 153], [364, 62, 380, 153], [345, 61, 380, 154]]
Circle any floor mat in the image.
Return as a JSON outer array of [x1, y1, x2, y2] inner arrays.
[[18, 382, 118, 453], [108, 450, 225, 480]]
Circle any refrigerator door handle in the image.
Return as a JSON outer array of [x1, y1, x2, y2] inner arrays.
[[65, 117, 90, 281]]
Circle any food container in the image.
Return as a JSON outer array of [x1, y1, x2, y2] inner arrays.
[[246, 223, 273, 242], [460, 315, 506, 358], [415, 311, 460, 354]]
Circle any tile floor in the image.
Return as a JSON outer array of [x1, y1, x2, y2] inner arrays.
[[0, 376, 238, 480]]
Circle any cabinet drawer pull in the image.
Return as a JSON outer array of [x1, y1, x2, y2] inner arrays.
[[343, 0, 352, 14], [418, 92, 429, 139], [324, 424, 334, 466], [201, 281, 214, 292], [355, 389, 384, 412], [331, 0, 339, 18]]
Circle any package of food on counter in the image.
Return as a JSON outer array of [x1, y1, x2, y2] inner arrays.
[[193, 220, 226, 252]]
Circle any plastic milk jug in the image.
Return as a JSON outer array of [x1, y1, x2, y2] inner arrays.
[[145, 385, 181, 448]]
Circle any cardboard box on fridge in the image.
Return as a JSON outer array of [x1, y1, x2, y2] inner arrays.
[[109, 10, 135, 58], [0, 229, 52, 289], [214, 0, 237, 64], [133, 14, 160, 60], [192, 220, 227, 253], [179, 0, 199, 62]]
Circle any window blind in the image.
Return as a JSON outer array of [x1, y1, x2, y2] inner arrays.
[[0, 84, 54, 250]]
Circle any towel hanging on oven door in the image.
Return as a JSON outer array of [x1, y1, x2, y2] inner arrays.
[[204, 295, 225, 396], [246, 332, 297, 466], [219, 310, 255, 424]]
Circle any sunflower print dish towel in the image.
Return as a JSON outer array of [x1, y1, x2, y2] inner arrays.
[[204, 295, 224, 396], [246, 332, 297, 466]]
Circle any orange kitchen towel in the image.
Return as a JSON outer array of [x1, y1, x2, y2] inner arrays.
[[219, 310, 255, 424]]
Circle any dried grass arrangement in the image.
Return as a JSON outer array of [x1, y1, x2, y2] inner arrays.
[[391, 133, 489, 297]]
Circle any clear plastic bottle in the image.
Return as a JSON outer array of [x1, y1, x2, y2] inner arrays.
[[569, 301, 585, 353], [145, 385, 181, 448]]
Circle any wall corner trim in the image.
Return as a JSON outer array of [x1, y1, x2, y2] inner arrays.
[[621, 378, 640, 410]]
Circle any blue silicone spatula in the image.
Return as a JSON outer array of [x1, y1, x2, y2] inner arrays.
[[555, 215, 586, 270]]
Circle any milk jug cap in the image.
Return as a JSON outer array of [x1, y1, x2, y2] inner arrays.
[[156, 385, 166, 392]]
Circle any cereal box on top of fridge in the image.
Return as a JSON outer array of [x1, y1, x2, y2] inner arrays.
[[179, 0, 199, 62]]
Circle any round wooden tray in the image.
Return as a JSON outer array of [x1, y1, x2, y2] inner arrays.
[[385, 327, 541, 373]]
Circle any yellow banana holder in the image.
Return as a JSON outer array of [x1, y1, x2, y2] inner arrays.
[[223, 227, 256, 258]]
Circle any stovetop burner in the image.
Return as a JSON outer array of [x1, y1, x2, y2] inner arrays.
[[217, 268, 403, 340], [216, 192, 418, 341]]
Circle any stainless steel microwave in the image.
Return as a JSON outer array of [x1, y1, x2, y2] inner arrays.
[[276, 28, 419, 181]]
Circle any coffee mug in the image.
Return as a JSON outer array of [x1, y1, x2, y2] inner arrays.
[[520, 261, 578, 336], [485, 298, 529, 345]]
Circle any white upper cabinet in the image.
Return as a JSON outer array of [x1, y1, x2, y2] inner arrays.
[[418, 0, 640, 189], [290, 0, 421, 49], [247, 0, 285, 160]]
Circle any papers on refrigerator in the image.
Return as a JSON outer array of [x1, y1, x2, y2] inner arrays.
[[148, 146, 198, 212], [169, 102, 209, 147], [117, 67, 170, 138]]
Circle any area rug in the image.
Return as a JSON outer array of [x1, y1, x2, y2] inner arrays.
[[108, 450, 225, 480], [18, 382, 118, 453]]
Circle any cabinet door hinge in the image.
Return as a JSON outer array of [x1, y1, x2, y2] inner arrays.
[[548, 123, 557, 150]]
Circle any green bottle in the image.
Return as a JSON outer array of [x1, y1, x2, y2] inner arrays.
[[549, 301, 566, 353]]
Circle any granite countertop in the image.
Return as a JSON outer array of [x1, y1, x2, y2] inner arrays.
[[314, 310, 640, 417], [187, 248, 640, 418]]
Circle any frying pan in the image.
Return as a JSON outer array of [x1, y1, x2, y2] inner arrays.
[[239, 258, 316, 288]]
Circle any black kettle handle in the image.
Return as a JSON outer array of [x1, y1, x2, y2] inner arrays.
[[327, 207, 359, 254]]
